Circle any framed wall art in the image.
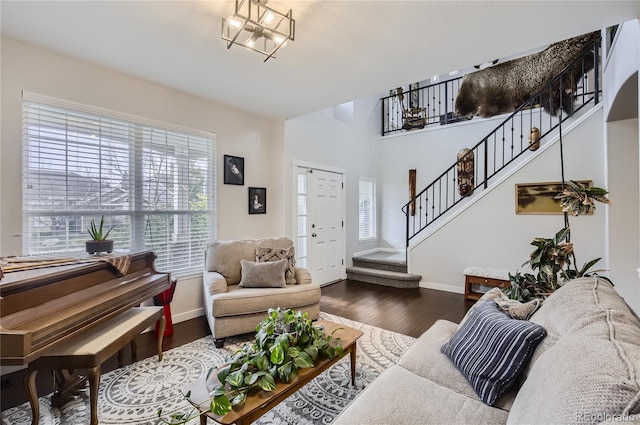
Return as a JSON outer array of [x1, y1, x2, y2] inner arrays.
[[248, 187, 266, 214], [224, 155, 244, 185], [515, 180, 592, 215]]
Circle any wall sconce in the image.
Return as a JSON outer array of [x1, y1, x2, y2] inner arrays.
[[221, 0, 295, 62]]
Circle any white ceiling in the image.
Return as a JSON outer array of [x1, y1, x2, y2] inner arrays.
[[1, 1, 638, 120]]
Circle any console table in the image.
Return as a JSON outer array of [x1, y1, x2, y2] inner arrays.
[[463, 266, 511, 302]]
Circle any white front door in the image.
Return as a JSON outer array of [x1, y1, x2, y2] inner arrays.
[[295, 167, 345, 286]]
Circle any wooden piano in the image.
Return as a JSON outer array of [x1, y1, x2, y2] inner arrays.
[[0, 251, 171, 366]]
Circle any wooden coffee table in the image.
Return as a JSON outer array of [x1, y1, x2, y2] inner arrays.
[[182, 320, 363, 425]]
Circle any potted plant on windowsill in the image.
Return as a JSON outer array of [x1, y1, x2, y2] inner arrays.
[[85, 215, 114, 255]]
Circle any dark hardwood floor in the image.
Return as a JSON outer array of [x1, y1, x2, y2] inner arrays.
[[1, 280, 469, 411], [321, 280, 468, 338]]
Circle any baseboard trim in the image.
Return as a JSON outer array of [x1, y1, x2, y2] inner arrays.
[[419, 281, 464, 294], [173, 308, 204, 324]]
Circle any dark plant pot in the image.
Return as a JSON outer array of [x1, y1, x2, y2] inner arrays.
[[86, 240, 114, 255]]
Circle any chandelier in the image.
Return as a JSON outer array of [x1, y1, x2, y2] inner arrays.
[[221, 0, 295, 62]]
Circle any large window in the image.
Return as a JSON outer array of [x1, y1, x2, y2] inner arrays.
[[358, 177, 377, 241], [22, 94, 216, 278]]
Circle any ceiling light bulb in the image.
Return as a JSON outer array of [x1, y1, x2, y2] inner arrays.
[[227, 16, 242, 29], [263, 11, 275, 25], [245, 35, 257, 48], [273, 34, 285, 44]]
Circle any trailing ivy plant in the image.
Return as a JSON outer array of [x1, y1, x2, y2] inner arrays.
[[159, 308, 343, 424]]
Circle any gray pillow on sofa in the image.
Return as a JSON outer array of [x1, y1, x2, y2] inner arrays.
[[459, 287, 541, 328], [239, 259, 287, 288], [441, 300, 546, 406]]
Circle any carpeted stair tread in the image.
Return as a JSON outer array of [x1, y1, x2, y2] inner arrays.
[[352, 256, 407, 273], [346, 266, 421, 289], [352, 255, 405, 267], [347, 266, 420, 280]]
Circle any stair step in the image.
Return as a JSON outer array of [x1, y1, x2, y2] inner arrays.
[[346, 266, 421, 289], [352, 256, 407, 273]]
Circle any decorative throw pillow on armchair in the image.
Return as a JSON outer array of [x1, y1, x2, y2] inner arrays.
[[239, 259, 288, 288], [256, 246, 296, 284]]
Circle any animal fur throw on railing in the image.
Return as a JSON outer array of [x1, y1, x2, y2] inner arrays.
[[455, 31, 599, 118]]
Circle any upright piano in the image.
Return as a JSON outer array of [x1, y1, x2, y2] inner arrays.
[[0, 251, 171, 366]]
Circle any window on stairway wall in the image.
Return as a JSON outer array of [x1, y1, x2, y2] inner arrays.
[[358, 177, 377, 241], [21, 93, 216, 278]]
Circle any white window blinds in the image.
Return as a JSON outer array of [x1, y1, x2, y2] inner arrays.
[[359, 178, 377, 241], [22, 97, 216, 278]]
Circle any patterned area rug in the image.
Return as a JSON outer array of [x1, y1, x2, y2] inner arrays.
[[1, 313, 415, 425]]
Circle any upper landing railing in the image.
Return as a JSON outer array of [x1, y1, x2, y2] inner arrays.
[[401, 38, 601, 247], [380, 77, 465, 136]]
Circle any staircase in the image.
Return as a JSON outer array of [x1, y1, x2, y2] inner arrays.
[[402, 37, 602, 247], [346, 251, 421, 289]]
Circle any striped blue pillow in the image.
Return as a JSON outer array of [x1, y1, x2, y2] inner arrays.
[[441, 300, 546, 405]]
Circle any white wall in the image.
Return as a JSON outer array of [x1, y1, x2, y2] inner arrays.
[[284, 97, 381, 265], [410, 108, 608, 293], [603, 20, 639, 121], [603, 19, 640, 314], [607, 119, 640, 313], [377, 114, 528, 249], [0, 37, 286, 323]]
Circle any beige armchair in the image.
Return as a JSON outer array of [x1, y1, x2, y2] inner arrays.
[[202, 238, 321, 347]]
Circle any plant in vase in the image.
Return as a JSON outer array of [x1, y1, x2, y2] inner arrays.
[[85, 215, 114, 254], [159, 308, 343, 424], [505, 181, 611, 302]]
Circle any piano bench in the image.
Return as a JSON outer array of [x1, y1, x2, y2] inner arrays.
[[24, 306, 165, 425]]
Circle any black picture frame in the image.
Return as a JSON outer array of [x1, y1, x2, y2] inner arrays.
[[248, 187, 267, 214], [224, 155, 244, 185]]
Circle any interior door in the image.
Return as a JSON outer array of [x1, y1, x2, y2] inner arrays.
[[298, 167, 345, 285]]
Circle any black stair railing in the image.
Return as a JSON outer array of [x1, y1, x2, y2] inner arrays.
[[402, 38, 601, 247], [381, 77, 465, 136]]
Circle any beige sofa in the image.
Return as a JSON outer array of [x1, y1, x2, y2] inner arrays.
[[202, 238, 321, 347], [334, 276, 640, 424]]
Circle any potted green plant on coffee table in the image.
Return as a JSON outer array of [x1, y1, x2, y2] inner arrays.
[[160, 308, 343, 424]]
